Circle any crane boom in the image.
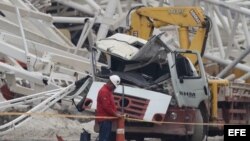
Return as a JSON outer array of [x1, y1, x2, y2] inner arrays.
[[127, 7, 210, 64]]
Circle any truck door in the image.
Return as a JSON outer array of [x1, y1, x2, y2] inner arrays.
[[168, 51, 209, 107]]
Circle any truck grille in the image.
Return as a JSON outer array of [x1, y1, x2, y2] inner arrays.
[[114, 94, 149, 119]]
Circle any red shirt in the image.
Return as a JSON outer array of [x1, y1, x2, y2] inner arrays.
[[96, 84, 117, 122]]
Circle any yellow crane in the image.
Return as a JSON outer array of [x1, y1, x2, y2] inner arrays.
[[127, 6, 211, 64], [126, 6, 240, 137]]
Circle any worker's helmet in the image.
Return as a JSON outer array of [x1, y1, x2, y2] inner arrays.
[[109, 75, 120, 88]]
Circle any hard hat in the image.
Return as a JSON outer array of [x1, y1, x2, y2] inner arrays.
[[109, 75, 120, 88]]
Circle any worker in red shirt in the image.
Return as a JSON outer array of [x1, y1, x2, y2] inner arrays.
[[96, 75, 121, 141]]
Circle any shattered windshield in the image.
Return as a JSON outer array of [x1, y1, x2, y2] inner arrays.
[[131, 33, 172, 62]]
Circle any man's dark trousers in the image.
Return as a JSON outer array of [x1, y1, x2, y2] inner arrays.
[[99, 120, 112, 141]]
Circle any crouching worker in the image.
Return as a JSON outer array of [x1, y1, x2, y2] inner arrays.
[[96, 75, 121, 141]]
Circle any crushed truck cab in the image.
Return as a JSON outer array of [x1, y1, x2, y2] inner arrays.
[[82, 33, 210, 141]]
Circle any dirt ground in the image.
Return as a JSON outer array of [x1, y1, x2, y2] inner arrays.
[[0, 95, 223, 141], [0, 112, 224, 141]]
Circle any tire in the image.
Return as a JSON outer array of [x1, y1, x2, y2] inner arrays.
[[191, 102, 208, 141], [161, 103, 208, 141]]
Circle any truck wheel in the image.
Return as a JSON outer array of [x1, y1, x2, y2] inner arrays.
[[191, 102, 208, 141]]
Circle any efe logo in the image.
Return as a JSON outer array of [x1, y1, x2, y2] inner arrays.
[[224, 125, 249, 141], [228, 129, 246, 136]]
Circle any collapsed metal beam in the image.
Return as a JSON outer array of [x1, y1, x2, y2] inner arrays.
[[202, 0, 250, 16], [204, 53, 250, 77], [53, 0, 95, 16], [0, 18, 73, 49], [217, 46, 250, 78], [208, 5, 225, 58], [0, 2, 52, 22], [0, 84, 74, 135], [0, 40, 46, 67], [85, 0, 102, 12], [1, 32, 85, 61], [96, 0, 117, 40], [15, 7, 32, 71], [52, 16, 93, 23], [0, 62, 47, 85]]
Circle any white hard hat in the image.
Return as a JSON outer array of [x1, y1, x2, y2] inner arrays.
[[109, 75, 120, 88]]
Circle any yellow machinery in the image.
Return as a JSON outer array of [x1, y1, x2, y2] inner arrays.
[[127, 6, 229, 120], [127, 6, 248, 135], [208, 79, 229, 121], [127, 6, 211, 64]]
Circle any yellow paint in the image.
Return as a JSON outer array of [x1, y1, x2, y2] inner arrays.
[[127, 6, 207, 64], [208, 79, 229, 121]]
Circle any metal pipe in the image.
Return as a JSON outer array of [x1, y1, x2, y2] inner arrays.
[[122, 85, 125, 114], [52, 16, 93, 23], [85, 0, 102, 12], [0, 89, 61, 108], [226, 0, 245, 3], [0, 85, 73, 135], [75, 20, 90, 53], [0, 2, 52, 22], [90, 45, 96, 81], [204, 54, 250, 73], [202, 0, 250, 16], [96, 0, 118, 60], [215, 8, 242, 52], [211, 82, 218, 120], [75, 17, 97, 54], [240, 15, 250, 47], [11, 0, 33, 10], [208, 79, 229, 120], [22, 0, 39, 11], [214, 6, 230, 34], [226, 9, 233, 28], [215, 46, 250, 78], [96, 0, 117, 40], [53, 0, 94, 15], [236, 2, 250, 6], [15, 7, 32, 71], [88, 26, 97, 81], [1, 32, 86, 61], [0, 62, 48, 85], [225, 13, 240, 59], [87, 31, 96, 81], [209, 5, 225, 58]]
